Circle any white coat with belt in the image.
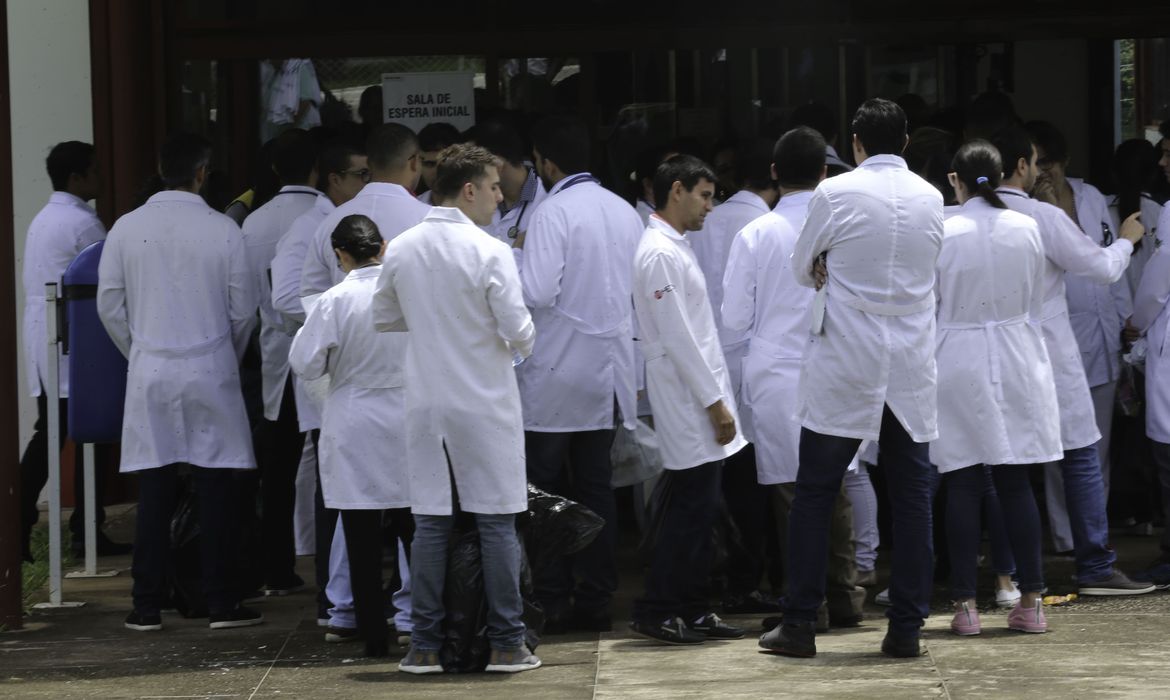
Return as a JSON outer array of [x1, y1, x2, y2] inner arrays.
[[792, 155, 944, 442], [288, 265, 409, 509], [633, 215, 747, 470], [97, 190, 257, 472], [515, 174, 641, 432], [22, 191, 107, 398], [241, 185, 320, 421], [997, 187, 1133, 450], [372, 207, 535, 516], [931, 199, 1062, 472]]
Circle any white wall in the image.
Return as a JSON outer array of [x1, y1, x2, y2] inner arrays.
[[7, 0, 93, 444]]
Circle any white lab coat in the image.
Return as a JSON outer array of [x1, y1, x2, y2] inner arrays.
[[515, 174, 641, 431], [1134, 245, 1170, 442], [22, 191, 106, 397], [372, 207, 535, 515], [632, 215, 747, 470], [271, 194, 334, 431], [483, 167, 547, 244], [792, 155, 944, 442], [931, 199, 1063, 472], [288, 265, 409, 509], [97, 191, 257, 472], [997, 186, 1133, 450], [1109, 193, 1162, 298], [300, 182, 431, 299], [635, 198, 654, 227], [1064, 178, 1132, 388], [692, 190, 769, 434], [241, 185, 320, 420]]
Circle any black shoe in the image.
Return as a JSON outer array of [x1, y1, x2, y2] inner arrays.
[[72, 534, 132, 559], [263, 574, 305, 597], [880, 631, 921, 658], [687, 613, 746, 640], [760, 615, 782, 632], [240, 590, 267, 605], [572, 608, 613, 632], [209, 605, 264, 629], [829, 612, 864, 628], [629, 617, 706, 645], [124, 610, 162, 632], [722, 590, 783, 614], [758, 621, 816, 657]]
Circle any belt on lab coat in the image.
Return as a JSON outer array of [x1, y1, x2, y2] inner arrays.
[[549, 306, 631, 339], [832, 288, 934, 317], [639, 340, 666, 362], [1038, 294, 1070, 324], [132, 330, 229, 359], [938, 314, 1029, 403], [747, 335, 801, 361]]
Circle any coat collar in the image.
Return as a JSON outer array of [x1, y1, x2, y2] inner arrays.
[[648, 213, 687, 242], [725, 189, 770, 212], [48, 191, 91, 208], [344, 264, 382, 282], [856, 154, 908, 170], [146, 190, 207, 206], [278, 185, 322, 196], [774, 190, 814, 213], [356, 182, 413, 199], [424, 205, 478, 227]]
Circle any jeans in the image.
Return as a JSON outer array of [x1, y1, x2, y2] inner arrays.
[[632, 460, 723, 623], [257, 377, 303, 586], [1056, 444, 1116, 583], [784, 406, 933, 639], [1147, 440, 1170, 559], [410, 512, 525, 652], [524, 429, 618, 615], [1046, 382, 1117, 552], [945, 465, 1044, 600]]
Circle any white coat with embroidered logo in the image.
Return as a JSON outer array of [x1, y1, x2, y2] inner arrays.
[[97, 190, 257, 472], [633, 215, 747, 470]]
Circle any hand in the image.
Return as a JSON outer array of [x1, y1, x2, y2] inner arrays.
[[512, 229, 526, 249], [1119, 212, 1144, 245], [706, 399, 737, 446], [1123, 317, 1141, 344], [1031, 175, 1058, 205], [813, 254, 828, 291]]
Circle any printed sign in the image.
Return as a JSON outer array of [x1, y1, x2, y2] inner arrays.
[[381, 71, 475, 132]]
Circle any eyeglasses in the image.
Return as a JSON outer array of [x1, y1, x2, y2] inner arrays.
[[341, 168, 371, 182]]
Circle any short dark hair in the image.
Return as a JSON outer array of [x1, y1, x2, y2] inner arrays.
[[330, 214, 383, 262], [790, 101, 838, 141], [317, 143, 362, 192], [158, 133, 212, 189], [851, 98, 908, 157], [417, 122, 461, 153], [773, 127, 826, 190], [366, 123, 418, 171], [951, 139, 1007, 209], [431, 143, 500, 202], [653, 154, 717, 212], [467, 121, 527, 167], [531, 115, 590, 175], [737, 137, 777, 190], [966, 91, 1018, 141], [46, 141, 95, 191], [991, 125, 1036, 179], [1024, 120, 1068, 165], [270, 129, 320, 185]]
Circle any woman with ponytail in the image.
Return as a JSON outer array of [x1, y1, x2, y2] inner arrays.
[[931, 140, 1062, 635]]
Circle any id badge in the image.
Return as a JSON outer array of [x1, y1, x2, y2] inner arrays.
[[810, 286, 827, 335]]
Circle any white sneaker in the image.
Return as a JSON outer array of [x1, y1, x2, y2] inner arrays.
[[995, 582, 1022, 609], [875, 588, 891, 606]]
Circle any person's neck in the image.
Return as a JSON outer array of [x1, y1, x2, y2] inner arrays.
[[778, 186, 813, 198], [371, 169, 412, 189], [745, 186, 780, 209], [502, 165, 530, 208], [653, 209, 687, 235], [999, 178, 1027, 192], [547, 169, 570, 189], [63, 187, 91, 202], [284, 180, 315, 190]]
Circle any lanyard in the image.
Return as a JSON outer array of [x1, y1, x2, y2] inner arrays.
[[556, 173, 599, 193]]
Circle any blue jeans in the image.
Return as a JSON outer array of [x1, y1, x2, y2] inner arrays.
[[784, 406, 933, 638], [1059, 444, 1116, 583], [409, 513, 525, 652]]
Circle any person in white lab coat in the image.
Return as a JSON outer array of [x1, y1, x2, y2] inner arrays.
[[761, 100, 942, 660], [466, 120, 547, 244], [240, 128, 321, 595], [288, 214, 411, 658], [371, 144, 540, 675], [18, 140, 129, 562], [990, 125, 1153, 596], [1108, 139, 1164, 298], [723, 126, 866, 629], [416, 122, 461, 205], [300, 123, 429, 302], [513, 116, 642, 631], [933, 140, 1062, 636], [270, 142, 369, 625], [97, 134, 262, 632], [693, 137, 780, 614], [629, 154, 748, 646], [1026, 121, 1133, 554]]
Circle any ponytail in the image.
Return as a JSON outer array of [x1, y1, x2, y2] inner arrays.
[[330, 214, 383, 263], [952, 140, 1007, 209]]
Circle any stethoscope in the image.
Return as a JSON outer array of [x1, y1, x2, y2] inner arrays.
[[506, 173, 598, 239]]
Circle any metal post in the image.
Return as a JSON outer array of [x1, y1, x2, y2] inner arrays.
[[66, 442, 117, 579]]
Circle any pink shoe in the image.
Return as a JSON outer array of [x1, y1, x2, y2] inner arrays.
[[1007, 602, 1047, 633], [950, 601, 981, 636]]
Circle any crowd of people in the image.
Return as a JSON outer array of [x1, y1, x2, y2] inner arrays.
[[17, 87, 1170, 673]]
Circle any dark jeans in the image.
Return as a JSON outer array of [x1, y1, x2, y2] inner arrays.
[[633, 460, 723, 623], [310, 430, 338, 615], [1148, 440, 1170, 559], [525, 428, 618, 615], [784, 406, 933, 638], [945, 464, 1044, 600], [340, 508, 413, 646], [721, 444, 772, 597], [257, 378, 303, 586], [20, 392, 107, 551], [132, 464, 238, 616]]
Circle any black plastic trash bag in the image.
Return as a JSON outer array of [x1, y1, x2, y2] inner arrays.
[[168, 479, 208, 618], [522, 484, 606, 575]]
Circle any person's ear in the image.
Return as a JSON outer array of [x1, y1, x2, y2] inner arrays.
[[671, 180, 684, 202], [377, 240, 388, 259], [1016, 157, 1027, 175], [462, 181, 475, 201], [947, 172, 959, 189], [771, 163, 778, 181]]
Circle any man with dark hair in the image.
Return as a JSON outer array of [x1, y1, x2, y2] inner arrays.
[[98, 133, 261, 632], [466, 120, 547, 243], [629, 154, 747, 646], [762, 99, 943, 659], [372, 143, 540, 674], [515, 115, 643, 634], [19, 140, 128, 561], [239, 128, 321, 597], [689, 137, 779, 614], [790, 101, 852, 176], [416, 122, 461, 204], [633, 145, 676, 226]]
